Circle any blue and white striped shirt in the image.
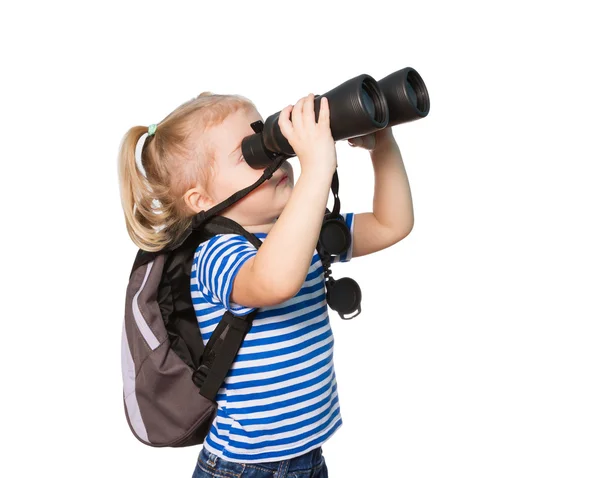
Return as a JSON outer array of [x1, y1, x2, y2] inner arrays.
[[190, 213, 355, 463]]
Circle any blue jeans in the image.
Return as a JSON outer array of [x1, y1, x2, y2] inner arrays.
[[192, 446, 328, 478]]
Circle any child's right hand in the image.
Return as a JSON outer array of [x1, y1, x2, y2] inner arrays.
[[278, 93, 337, 176]]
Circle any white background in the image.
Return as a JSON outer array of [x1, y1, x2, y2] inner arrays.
[[2, 1, 599, 477]]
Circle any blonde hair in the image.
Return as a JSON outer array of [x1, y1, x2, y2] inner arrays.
[[118, 91, 257, 251]]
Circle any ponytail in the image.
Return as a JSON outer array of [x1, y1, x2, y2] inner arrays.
[[117, 125, 188, 251]]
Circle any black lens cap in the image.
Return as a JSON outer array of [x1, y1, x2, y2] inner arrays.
[[326, 277, 362, 315], [320, 220, 351, 256]]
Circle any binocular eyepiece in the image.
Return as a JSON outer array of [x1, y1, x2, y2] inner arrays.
[[242, 66, 430, 169]]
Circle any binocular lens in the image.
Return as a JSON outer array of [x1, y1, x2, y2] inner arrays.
[[406, 70, 427, 113], [361, 85, 375, 119], [360, 78, 387, 124], [406, 81, 417, 111]]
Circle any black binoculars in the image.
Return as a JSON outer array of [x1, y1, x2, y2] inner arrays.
[[241, 66, 430, 169]]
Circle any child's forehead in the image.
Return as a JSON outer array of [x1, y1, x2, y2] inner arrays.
[[212, 109, 263, 153]]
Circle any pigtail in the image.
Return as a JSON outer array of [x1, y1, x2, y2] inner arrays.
[[117, 125, 172, 251]]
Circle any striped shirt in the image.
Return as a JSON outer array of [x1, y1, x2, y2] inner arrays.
[[190, 213, 355, 463]]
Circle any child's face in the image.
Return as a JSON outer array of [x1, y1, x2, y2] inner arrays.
[[187, 107, 294, 233]]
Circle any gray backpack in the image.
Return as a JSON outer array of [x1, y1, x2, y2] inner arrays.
[[121, 215, 263, 447]]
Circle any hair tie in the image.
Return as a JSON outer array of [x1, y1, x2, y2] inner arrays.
[[148, 124, 157, 136]]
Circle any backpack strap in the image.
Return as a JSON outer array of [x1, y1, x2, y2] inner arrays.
[[184, 215, 265, 400], [198, 215, 264, 250], [192, 309, 259, 400]]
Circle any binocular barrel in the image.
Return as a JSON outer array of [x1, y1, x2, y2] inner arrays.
[[242, 67, 430, 169]]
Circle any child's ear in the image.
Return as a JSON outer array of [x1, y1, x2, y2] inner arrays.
[[183, 186, 213, 214]]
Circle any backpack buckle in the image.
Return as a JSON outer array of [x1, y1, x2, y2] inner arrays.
[[192, 364, 210, 389]]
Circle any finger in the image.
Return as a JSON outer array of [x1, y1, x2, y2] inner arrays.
[[303, 93, 315, 127], [318, 96, 330, 128], [291, 96, 304, 131], [278, 105, 294, 139], [279, 105, 292, 125]]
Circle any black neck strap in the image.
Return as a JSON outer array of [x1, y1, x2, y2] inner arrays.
[[192, 159, 342, 227], [330, 168, 341, 217], [166, 158, 342, 253]]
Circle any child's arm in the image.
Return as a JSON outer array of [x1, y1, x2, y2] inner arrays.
[[349, 128, 415, 259], [231, 94, 338, 308], [230, 169, 336, 307]]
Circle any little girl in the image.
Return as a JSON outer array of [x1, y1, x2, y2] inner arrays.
[[118, 90, 413, 477]]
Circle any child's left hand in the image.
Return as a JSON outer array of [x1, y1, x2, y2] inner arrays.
[[347, 128, 394, 152]]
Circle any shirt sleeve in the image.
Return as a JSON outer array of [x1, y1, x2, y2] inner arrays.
[[194, 234, 258, 316], [331, 212, 355, 264]]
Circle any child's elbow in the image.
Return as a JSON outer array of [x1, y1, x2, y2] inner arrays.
[[395, 221, 414, 242]]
